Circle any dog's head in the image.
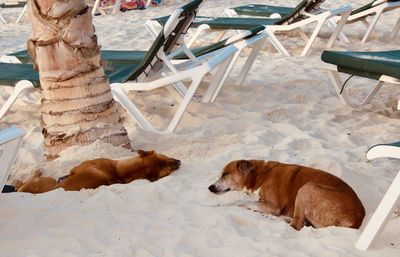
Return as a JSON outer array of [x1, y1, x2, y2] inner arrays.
[[136, 150, 181, 181], [208, 160, 255, 194]]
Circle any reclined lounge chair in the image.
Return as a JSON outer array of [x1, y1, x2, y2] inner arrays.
[[321, 50, 400, 108], [0, 0, 268, 133], [227, 0, 400, 43], [356, 141, 400, 250], [147, 0, 351, 56]]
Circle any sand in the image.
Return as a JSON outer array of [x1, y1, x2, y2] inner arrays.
[[0, 0, 399, 256]]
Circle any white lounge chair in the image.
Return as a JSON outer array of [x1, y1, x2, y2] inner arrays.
[[0, 0, 267, 133], [355, 141, 400, 250], [321, 50, 400, 108], [147, 0, 352, 56], [227, 0, 400, 44], [0, 0, 26, 24], [0, 126, 25, 193], [329, 0, 400, 43], [110, 27, 268, 133]]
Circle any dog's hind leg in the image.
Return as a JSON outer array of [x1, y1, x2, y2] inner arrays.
[[290, 183, 314, 230]]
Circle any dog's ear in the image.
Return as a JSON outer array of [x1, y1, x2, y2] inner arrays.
[[137, 150, 155, 157], [237, 160, 253, 174]]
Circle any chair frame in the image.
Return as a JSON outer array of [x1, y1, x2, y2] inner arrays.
[[111, 31, 267, 133], [326, 66, 400, 108], [327, 0, 400, 43], [146, 4, 352, 56], [355, 141, 400, 250], [0, 0, 26, 24], [0, 3, 268, 134]]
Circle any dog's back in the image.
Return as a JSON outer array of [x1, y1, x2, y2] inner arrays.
[[261, 161, 365, 229]]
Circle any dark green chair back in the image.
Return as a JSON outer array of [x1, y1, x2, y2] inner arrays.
[[128, 0, 203, 81]]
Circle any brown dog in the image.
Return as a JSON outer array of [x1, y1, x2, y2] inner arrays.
[[208, 160, 365, 230], [15, 150, 181, 194]]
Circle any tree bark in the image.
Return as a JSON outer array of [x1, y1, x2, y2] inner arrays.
[[27, 0, 131, 158]]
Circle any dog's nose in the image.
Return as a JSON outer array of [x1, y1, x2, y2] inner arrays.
[[208, 184, 217, 193]]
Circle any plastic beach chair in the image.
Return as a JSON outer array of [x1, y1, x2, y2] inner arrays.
[[321, 50, 400, 108], [0, 0, 268, 133], [226, 0, 400, 43], [355, 141, 400, 250], [147, 0, 351, 56]]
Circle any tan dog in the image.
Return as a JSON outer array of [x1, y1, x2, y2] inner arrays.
[[208, 160, 365, 230], [14, 170, 57, 194], [15, 150, 181, 194]]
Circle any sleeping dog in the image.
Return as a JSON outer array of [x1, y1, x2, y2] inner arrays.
[[209, 160, 365, 230], [15, 150, 181, 194]]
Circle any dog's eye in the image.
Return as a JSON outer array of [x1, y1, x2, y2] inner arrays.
[[222, 172, 228, 177]]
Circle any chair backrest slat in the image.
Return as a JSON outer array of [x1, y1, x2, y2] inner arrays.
[[127, 0, 203, 81], [278, 0, 325, 25]]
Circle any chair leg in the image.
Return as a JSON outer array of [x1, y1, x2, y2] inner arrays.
[[265, 28, 291, 56], [202, 55, 235, 103], [360, 81, 383, 105], [0, 80, 36, 120], [111, 0, 121, 15], [301, 21, 323, 56], [167, 76, 203, 133], [111, 85, 157, 132], [327, 70, 383, 107], [92, 0, 100, 16], [327, 10, 351, 48], [0, 8, 6, 24], [326, 18, 350, 44], [327, 70, 355, 106], [15, 4, 27, 24], [236, 38, 264, 87], [355, 171, 400, 251], [361, 10, 383, 43], [389, 17, 400, 40]]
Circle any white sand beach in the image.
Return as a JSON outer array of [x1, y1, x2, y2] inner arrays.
[[0, 0, 399, 256]]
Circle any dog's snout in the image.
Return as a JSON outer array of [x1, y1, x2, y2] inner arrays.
[[208, 184, 218, 193], [171, 159, 181, 170]]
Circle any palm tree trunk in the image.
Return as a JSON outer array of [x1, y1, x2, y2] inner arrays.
[[27, 0, 130, 158]]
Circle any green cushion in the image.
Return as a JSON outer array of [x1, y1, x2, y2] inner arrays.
[[174, 25, 265, 59], [321, 50, 400, 80], [0, 62, 140, 86], [194, 16, 279, 29], [155, 15, 279, 30], [10, 50, 147, 65], [0, 63, 40, 86], [232, 4, 294, 18], [231, 0, 325, 25], [375, 141, 400, 148], [155, 0, 311, 29]]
